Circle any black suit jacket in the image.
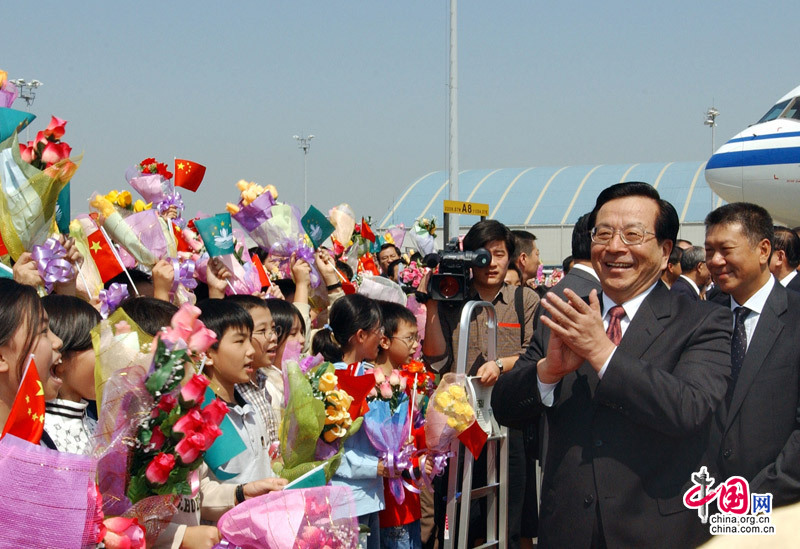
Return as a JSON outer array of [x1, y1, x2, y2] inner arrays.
[[670, 276, 700, 301], [785, 273, 800, 293], [492, 281, 732, 548], [709, 282, 800, 506]]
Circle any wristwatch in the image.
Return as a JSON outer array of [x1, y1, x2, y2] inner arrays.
[[495, 359, 504, 374]]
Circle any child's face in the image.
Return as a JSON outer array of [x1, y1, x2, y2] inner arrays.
[[286, 315, 305, 347], [386, 320, 419, 367], [55, 349, 97, 401], [208, 326, 256, 385], [250, 307, 278, 369]]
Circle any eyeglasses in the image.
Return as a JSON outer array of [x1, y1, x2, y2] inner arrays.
[[590, 224, 656, 246], [391, 334, 420, 347]]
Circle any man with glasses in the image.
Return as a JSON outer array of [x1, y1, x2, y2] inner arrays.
[[493, 182, 731, 547], [671, 246, 710, 300]]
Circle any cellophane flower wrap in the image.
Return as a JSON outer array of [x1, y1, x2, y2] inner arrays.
[[92, 303, 225, 544], [215, 485, 360, 549], [273, 362, 362, 483], [409, 218, 436, 257], [226, 179, 280, 251]]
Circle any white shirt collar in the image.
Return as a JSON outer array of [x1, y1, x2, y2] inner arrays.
[[571, 262, 600, 282], [780, 270, 798, 287], [678, 274, 701, 295], [732, 274, 775, 315], [601, 280, 659, 322]]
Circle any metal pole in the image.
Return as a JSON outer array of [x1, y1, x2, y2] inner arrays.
[[303, 147, 308, 212], [447, 0, 459, 241]]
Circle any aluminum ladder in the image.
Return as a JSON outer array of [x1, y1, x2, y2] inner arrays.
[[443, 300, 509, 549]]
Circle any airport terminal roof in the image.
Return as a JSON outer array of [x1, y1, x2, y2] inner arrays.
[[378, 161, 721, 229]]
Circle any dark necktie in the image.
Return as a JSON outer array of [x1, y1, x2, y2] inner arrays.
[[730, 306, 751, 385], [605, 305, 626, 345]]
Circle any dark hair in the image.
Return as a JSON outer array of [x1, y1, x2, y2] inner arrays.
[[378, 243, 402, 257], [462, 219, 515, 258], [274, 278, 296, 301], [335, 260, 354, 281], [104, 268, 152, 293], [668, 246, 684, 266], [248, 246, 269, 262], [42, 295, 101, 354], [510, 230, 536, 262], [311, 294, 382, 362], [571, 213, 592, 260], [120, 297, 179, 337], [704, 202, 774, 247], [225, 294, 268, 313], [0, 279, 46, 377], [588, 182, 679, 244], [266, 299, 305, 347], [772, 226, 800, 269], [379, 301, 417, 340], [680, 246, 706, 272], [387, 258, 405, 279], [197, 299, 254, 349], [561, 255, 574, 274]]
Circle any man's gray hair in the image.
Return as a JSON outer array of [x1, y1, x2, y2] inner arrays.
[[680, 245, 705, 272]]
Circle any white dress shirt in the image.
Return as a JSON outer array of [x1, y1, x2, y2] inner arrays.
[[731, 274, 775, 350]]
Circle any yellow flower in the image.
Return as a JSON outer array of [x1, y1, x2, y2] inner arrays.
[[236, 179, 251, 192], [116, 190, 132, 208], [452, 401, 472, 419], [226, 203, 241, 215], [319, 372, 338, 393], [242, 189, 259, 206], [325, 406, 344, 425], [133, 199, 151, 212], [323, 428, 339, 443], [448, 385, 466, 400], [264, 184, 279, 200], [434, 391, 454, 411], [446, 417, 459, 429], [105, 190, 119, 203]]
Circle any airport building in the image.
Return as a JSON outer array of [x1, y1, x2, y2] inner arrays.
[[378, 161, 721, 266]]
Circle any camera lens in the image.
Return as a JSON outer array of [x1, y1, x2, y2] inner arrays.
[[437, 275, 460, 299]]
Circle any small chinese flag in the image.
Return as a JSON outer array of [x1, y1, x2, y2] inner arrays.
[[336, 370, 376, 420], [251, 254, 271, 288], [361, 218, 376, 243], [174, 159, 207, 192], [172, 221, 192, 253], [358, 253, 380, 276], [1, 355, 46, 444], [0, 231, 8, 256], [458, 421, 488, 459], [87, 229, 124, 283]]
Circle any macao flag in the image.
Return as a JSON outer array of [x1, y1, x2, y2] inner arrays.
[[194, 213, 236, 257]]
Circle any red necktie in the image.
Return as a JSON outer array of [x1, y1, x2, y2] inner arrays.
[[605, 305, 626, 345]]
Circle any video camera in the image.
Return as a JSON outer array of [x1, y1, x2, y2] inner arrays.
[[423, 240, 491, 301]]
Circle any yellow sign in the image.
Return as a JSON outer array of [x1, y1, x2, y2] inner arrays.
[[443, 200, 489, 216]]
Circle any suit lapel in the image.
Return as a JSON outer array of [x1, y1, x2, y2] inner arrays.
[[616, 282, 669, 359], [726, 285, 787, 428]]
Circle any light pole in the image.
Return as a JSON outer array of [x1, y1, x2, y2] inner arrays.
[[704, 106, 719, 156], [293, 134, 314, 211], [11, 79, 43, 107]]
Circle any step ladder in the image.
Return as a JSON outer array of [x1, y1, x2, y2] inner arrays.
[[444, 300, 509, 549]]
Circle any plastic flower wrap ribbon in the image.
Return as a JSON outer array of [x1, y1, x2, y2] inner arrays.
[[0, 434, 100, 548], [363, 398, 419, 504], [273, 361, 362, 483], [171, 257, 197, 293], [157, 189, 185, 225], [98, 282, 130, 319], [30, 237, 74, 292], [214, 485, 360, 549]]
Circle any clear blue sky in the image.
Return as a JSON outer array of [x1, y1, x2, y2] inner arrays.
[[5, 1, 797, 224]]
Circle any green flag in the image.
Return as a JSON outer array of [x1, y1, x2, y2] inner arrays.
[[194, 213, 235, 257], [301, 205, 335, 249], [56, 183, 70, 234]]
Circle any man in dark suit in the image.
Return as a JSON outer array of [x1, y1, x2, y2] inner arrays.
[[768, 225, 800, 293], [492, 182, 732, 548], [671, 245, 710, 300], [706, 205, 800, 506]]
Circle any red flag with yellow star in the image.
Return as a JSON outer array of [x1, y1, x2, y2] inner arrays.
[[1, 355, 46, 444], [174, 159, 206, 192], [87, 229, 124, 283]]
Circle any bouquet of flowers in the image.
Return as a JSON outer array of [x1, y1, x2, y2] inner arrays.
[[214, 486, 360, 549], [128, 157, 185, 228], [225, 179, 280, 251], [398, 260, 428, 290], [409, 217, 436, 257], [93, 303, 225, 534], [101, 189, 152, 217], [18, 115, 72, 170], [273, 361, 362, 483]]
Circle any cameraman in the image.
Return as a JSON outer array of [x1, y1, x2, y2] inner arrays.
[[419, 219, 539, 549], [421, 220, 539, 383]]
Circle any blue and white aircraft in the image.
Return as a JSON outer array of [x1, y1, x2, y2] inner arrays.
[[705, 84, 800, 226]]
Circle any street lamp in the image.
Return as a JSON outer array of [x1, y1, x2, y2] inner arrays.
[[12, 79, 43, 107], [704, 106, 719, 155], [293, 134, 314, 212]]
